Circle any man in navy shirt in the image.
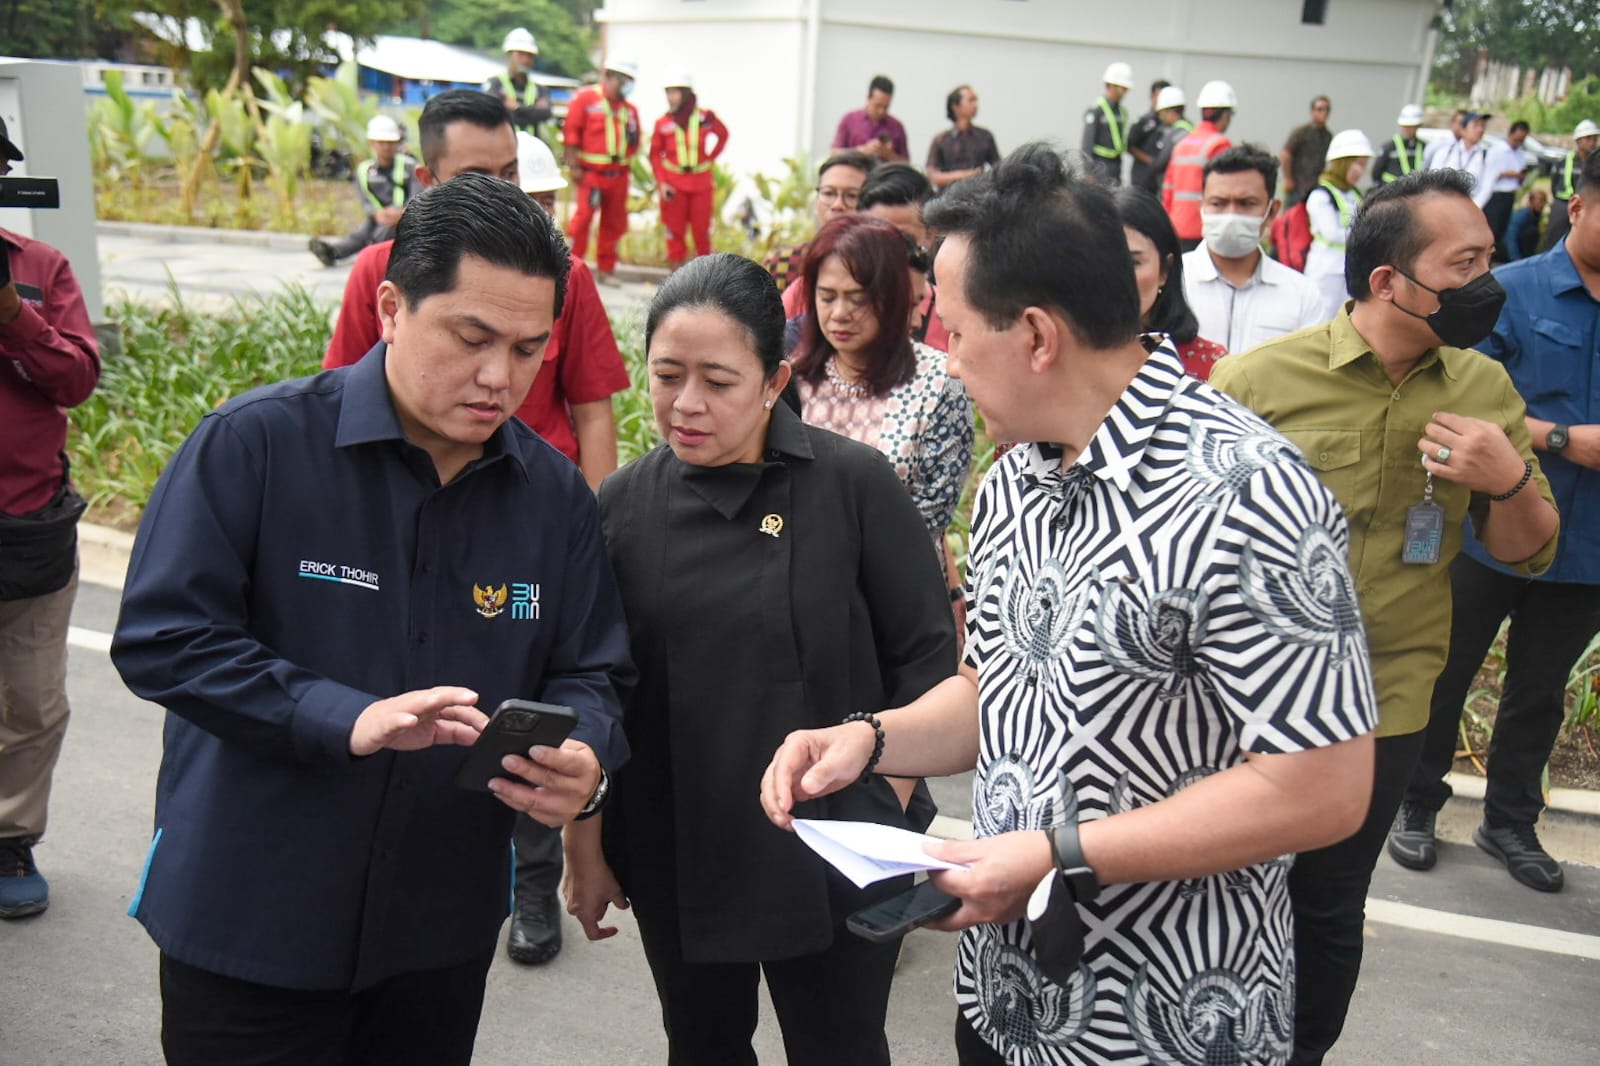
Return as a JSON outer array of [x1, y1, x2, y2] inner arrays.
[[1391, 150, 1600, 893], [112, 174, 631, 1065]]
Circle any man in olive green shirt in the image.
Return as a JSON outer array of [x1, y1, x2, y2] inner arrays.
[[1210, 168, 1558, 1066]]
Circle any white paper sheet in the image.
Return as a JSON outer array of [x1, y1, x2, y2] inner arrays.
[[792, 818, 969, 889]]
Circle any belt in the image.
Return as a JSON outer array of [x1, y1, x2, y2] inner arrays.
[[580, 164, 628, 178]]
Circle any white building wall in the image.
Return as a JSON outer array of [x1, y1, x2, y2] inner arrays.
[[601, 0, 1440, 185]]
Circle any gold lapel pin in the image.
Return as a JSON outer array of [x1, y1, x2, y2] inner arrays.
[[759, 514, 784, 538]]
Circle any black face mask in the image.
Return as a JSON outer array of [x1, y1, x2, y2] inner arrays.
[[1393, 268, 1507, 349]]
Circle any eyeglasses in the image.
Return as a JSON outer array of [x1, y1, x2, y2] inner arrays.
[[816, 187, 861, 207]]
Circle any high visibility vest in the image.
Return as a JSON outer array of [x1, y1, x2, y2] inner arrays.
[[1092, 97, 1127, 159], [1311, 179, 1361, 250], [576, 95, 630, 167], [1381, 135, 1425, 183], [1164, 126, 1228, 238], [504, 71, 541, 108], [661, 111, 713, 174], [357, 155, 410, 212], [1173, 118, 1195, 133], [1556, 151, 1578, 201]]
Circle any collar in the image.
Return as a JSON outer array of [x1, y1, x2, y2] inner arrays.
[[333, 343, 530, 480], [0, 227, 24, 253], [1188, 246, 1271, 288], [679, 400, 814, 519], [1541, 239, 1590, 299], [1023, 339, 1184, 495], [1326, 305, 1455, 381]]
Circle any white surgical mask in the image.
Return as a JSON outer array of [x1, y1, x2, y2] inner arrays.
[[1201, 212, 1266, 259]]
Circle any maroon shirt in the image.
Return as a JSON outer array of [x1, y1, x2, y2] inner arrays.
[[831, 108, 908, 161], [0, 229, 100, 515]]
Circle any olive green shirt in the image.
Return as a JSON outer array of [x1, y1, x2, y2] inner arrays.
[[1210, 307, 1557, 736]]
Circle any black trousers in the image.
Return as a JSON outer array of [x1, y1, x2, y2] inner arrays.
[[159, 950, 494, 1066], [1288, 729, 1425, 1066], [1406, 554, 1600, 826], [954, 1010, 1006, 1064], [633, 905, 900, 1066], [512, 812, 563, 899], [328, 217, 397, 261], [1485, 191, 1517, 261]]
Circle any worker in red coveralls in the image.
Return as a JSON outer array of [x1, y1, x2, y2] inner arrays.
[[648, 68, 728, 270], [563, 56, 641, 286]]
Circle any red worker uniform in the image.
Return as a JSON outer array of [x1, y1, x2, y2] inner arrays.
[[564, 85, 640, 275], [649, 102, 728, 265], [1161, 119, 1231, 242]]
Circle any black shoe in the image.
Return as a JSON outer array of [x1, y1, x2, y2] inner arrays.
[[1474, 821, 1564, 892], [308, 238, 337, 267], [506, 893, 563, 965], [0, 837, 49, 919], [1386, 801, 1438, 871]]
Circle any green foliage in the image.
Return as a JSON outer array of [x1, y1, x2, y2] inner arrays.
[[69, 286, 333, 516], [0, 0, 131, 59], [606, 308, 658, 466], [1435, 0, 1600, 90], [1497, 77, 1600, 135], [387, 0, 595, 79], [616, 155, 817, 268], [305, 74, 380, 159]]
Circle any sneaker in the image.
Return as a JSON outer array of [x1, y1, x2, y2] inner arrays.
[[308, 238, 337, 267], [1474, 821, 1564, 893], [505, 893, 563, 965], [1386, 801, 1438, 871], [0, 838, 49, 919]]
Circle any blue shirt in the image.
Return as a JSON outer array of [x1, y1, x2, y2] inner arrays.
[[1465, 241, 1600, 584], [112, 348, 632, 990]]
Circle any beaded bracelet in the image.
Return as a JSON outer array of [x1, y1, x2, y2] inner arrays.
[[1491, 460, 1533, 502], [840, 711, 886, 782]]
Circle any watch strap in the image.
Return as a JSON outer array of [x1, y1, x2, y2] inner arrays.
[[1046, 822, 1101, 903]]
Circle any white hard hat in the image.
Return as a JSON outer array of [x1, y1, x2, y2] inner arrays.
[[365, 115, 402, 142], [1326, 129, 1374, 161], [1196, 80, 1237, 110], [503, 27, 538, 55], [1155, 86, 1186, 112], [517, 131, 568, 194], [1102, 62, 1134, 89], [1396, 104, 1424, 127], [604, 55, 639, 81], [664, 67, 694, 90], [1574, 119, 1600, 140]]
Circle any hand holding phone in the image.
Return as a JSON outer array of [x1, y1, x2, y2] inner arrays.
[[846, 880, 960, 943], [454, 699, 578, 792]]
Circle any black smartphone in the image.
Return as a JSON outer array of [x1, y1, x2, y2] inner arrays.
[[846, 880, 960, 943], [454, 699, 577, 792]]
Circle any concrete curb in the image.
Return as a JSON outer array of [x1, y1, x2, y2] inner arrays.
[[74, 521, 1600, 822]]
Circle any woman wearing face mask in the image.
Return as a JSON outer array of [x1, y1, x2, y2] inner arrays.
[[564, 253, 957, 1064], [1116, 187, 1226, 379], [1305, 130, 1375, 321]]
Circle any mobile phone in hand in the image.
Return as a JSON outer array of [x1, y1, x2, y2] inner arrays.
[[846, 880, 960, 943], [454, 699, 577, 792]]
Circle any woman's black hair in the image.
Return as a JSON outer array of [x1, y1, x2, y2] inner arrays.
[[644, 253, 787, 378], [1113, 186, 1198, 346]]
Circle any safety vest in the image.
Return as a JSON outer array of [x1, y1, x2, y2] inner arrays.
[[1163, 124, 1228, 238], [661, 111, 713, 174], [1092, 97, 1127, 159], [576, 94, 630, 167], [1173, 118, 1195, 133], [1556, 151, 1578, 201], [357, 155, 410, 213], [504, 71, 541, 108], [1381, 135, 1425, 183], [1311, 180, 1361, 250]]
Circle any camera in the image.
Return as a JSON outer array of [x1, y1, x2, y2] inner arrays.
[[0, 177, 60, 209]]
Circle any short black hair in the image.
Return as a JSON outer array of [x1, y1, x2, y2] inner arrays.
[[1577, 147, 1600, 195], [645, 253, 787, 379], [946, 84, 972, 124], [1151, 79, 1171, 96], [1345, 168, 1475, 300], [1311, 95, 1331, 109], [869, 75, 894, 97], [418, 89, 512, 172], [1203, 143, 1279, 200], [818, 150, 877, 183], [386, 172, 569, 316], [1509, 120, 1531, 135], [1114, 187, 1198, 346], [858, 163, 933, 210], [924, 141, 1140, 350]]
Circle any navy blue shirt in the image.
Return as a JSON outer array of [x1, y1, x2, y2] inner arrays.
[[112, 348, 632, 990], [1465, 241, 1600, 584]]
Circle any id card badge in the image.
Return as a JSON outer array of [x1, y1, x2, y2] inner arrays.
[[1402, 470, 1445, 565]]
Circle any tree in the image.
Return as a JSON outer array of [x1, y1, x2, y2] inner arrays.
[[1436, 0, 1600, 89], [0, 0, 135, 59], [386, 0, 595, 80]]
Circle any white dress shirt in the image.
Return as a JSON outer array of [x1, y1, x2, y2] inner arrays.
[[1429, 138, 1494, 207], [1181, 245, 1328, 353], [1485, 140, 1529, 193]]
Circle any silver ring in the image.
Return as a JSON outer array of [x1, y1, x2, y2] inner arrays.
[[1436, 446, 1452, 463]]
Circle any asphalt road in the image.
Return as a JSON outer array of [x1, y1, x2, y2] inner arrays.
[[3, 577, 1596, 1065]]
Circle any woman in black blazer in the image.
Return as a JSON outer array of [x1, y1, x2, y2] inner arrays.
[[563, 254, 957, 1065]]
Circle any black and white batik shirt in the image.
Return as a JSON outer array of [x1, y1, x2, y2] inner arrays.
[[955, 344, 1378, 1065]]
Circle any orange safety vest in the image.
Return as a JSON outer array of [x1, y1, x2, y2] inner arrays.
[[1163, 122, 1230, 240]]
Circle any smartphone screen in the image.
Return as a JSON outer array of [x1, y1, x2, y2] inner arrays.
[[846, 880, 960, 943]]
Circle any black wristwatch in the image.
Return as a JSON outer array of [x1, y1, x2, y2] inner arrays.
[[1045, 822, 1100, 904], [1546, 424, 1571, 454], [575, 766, 610, 821]]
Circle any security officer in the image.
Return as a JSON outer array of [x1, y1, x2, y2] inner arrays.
[[482, 27, 552, 136], [310, 115, 417, 267], [1372, 104, 1427, 188], [563, 56, 641, 285], [1081, 61, 1133, 186], [1140, 84, 1193, 195], [1128, 79, 1171, 191], [1539, 118, 1598, 252], [1162, 80, 1236, 250], [648, 68, 729, 269]]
